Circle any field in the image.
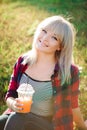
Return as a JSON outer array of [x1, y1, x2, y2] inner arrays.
[[0, 0, 87, 129]]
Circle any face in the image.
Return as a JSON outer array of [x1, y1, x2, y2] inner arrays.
[[35, 27, 61, 54]]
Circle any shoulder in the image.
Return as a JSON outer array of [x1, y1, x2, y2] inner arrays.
[[71, 64, 79, 74], [16, 56, 24, 63], [16, 52, 29, 65], [70, 64, 79, 81], [14, 54, 27, 69], [14, 55, 24, 67], [13, 55, 28, 76]]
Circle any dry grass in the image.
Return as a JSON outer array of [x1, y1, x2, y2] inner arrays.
[[0, 1, 87, 129]]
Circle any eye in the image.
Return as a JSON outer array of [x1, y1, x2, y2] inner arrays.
[[52, 36, 58, 41], [42, 29, 47, 33]]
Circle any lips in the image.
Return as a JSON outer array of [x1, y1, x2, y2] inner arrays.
[[39, 40, 48, 47]]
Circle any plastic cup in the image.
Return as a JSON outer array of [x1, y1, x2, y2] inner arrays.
[[18, 97, 32, 113], [17, 83, 35, 113]]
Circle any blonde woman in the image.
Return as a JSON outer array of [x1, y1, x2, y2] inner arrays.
[[0, 16, 87, 130]]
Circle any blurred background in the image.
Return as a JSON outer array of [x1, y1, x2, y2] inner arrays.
[[0, 0, 87, 129]]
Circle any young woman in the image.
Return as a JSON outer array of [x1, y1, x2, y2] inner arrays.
[[0, 15, 87, 130]]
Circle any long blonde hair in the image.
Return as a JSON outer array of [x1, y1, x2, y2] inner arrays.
[[23, 15, 76, 84]]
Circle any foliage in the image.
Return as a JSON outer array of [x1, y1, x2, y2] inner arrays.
[[0, 0, 87, 129]]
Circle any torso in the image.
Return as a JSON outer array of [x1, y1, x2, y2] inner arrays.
[[19, 73, 54, 116]]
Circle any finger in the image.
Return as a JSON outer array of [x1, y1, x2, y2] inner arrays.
[[16, 102, 23, 107], [15, 98, 23, 107], [11, 100, 22, 112], [13, 104, 23, 112], [13, 98, 24, 112], [15, 98, 21, 103]]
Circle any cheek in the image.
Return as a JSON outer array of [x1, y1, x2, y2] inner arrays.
[[50, 45, 58, 52], [51, 43, 59, 51], [51, 40, 59, 47], [38, 31, 44, 37]]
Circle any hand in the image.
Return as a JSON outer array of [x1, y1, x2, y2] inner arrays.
[[78, 120, 87, 130], [11, 98, 23, 112], [84, 120, 87, 130]]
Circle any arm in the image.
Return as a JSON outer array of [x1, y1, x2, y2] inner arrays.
[[6, 97, 23, 112], [72, 107, 87, 130], [71, 65, 87, 130], [5, 56, 24, 112], [5, 56, 23, 100]]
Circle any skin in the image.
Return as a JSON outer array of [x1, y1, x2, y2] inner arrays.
[[35, 28, 61, 54], [72, 108, 87, 129], [6, 27, 87, 129]]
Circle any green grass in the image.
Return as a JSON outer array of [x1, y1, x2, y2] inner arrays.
[[0, 0, 87, 129]]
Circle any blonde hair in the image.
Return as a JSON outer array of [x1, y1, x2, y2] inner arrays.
[[23, 16, 76, 84]]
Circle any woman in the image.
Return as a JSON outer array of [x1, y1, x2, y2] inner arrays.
[[0, 15, 87, 130]]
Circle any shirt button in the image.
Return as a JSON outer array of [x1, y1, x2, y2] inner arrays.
[[54, 90, 56, 93]]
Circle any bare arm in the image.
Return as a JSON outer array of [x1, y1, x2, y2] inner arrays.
[[72, 107, 87, 130]]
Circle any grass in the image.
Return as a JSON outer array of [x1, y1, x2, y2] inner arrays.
[[0, 0, 87, 129]]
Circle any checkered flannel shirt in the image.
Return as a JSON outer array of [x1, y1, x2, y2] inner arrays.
[[5, 56, 80, 130]]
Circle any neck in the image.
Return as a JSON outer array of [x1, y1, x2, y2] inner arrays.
[[37, 51, 56, 65]]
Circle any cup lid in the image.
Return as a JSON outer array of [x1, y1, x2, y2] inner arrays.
[[17, 83, 35, 95]]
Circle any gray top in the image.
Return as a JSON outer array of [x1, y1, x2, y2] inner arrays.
[[19, 73, 54, 116]]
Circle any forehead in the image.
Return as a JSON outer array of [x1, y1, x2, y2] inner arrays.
[[42, 22, 61, 36]]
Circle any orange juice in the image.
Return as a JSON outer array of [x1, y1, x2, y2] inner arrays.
[[19, 98, 32, 113], [17, 83, 35, 113]]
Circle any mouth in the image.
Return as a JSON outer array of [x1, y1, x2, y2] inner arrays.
[[39, 40, 48, 47]]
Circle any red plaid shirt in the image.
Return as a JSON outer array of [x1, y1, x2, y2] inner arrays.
[[5, 56, 80, 130]]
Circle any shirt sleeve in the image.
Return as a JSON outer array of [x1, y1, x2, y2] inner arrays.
[[71, 65, 80, 108], [5, 56, 23, 100]]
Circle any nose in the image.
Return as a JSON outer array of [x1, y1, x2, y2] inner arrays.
[[43, 34, 49, 42]]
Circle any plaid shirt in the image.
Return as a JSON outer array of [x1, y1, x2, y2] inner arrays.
[[5, 56, 80, 130]]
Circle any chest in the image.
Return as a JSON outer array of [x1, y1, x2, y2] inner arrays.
[[25, 65, 54, 81]]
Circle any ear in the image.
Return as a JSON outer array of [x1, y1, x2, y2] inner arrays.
[[57, 47, 61, 51], [56, 43, 61, 51]]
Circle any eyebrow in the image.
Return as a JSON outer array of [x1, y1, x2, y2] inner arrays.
[[43, 28, 58, 37]]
